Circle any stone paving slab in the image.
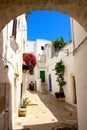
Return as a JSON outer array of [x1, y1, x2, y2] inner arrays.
[[13, 91, 78, 130]]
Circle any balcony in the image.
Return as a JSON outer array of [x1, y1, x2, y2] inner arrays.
[[22, 64, 34, 74]]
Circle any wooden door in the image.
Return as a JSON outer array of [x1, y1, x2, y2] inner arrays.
[[40, 71, 45, 83]]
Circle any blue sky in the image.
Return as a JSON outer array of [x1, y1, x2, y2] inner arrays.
[[26, 10, 72, 42]]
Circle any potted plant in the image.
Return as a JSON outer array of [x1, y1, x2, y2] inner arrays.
[[18, 97, 29, 117], [54, 60, 66, 101]]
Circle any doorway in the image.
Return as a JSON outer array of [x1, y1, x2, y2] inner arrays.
[[40, 71, 45, 83], [72, 76, 77, 104], [49, 74, 52, 92], [0, 83, 9, 130]]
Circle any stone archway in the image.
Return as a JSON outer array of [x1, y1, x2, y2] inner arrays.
[[0, 0, 87, 32], [0, 1, 87, 130]]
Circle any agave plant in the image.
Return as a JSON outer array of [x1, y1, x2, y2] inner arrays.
[[19, 97, 29, 108]]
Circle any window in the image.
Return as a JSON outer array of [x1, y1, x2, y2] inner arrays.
[[41, 46, 44, 50], [12, 19, 17, 38]]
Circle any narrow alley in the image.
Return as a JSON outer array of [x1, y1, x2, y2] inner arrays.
[[13, 91, 78, 130]]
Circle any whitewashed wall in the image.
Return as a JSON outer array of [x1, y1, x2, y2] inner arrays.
[[26, 41, 35, 53], [0, 14, 27, 129], [72, 18, 87, 48], [74, 39, 87, 130], [72, 19, 87, 130], [46, 42, 75, 104], [34, 39, 51, 90]]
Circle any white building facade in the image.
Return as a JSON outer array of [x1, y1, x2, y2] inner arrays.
[[0, 14, 27, 130], [71, 18, 87, 130], [32, 18, 87, 130]]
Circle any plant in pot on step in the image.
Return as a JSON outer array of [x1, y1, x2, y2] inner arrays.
[[18, 97, 29, 117], [54, 60, 66, 101]]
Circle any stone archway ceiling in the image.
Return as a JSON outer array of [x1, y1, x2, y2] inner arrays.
[[0, 0, 87, 31]]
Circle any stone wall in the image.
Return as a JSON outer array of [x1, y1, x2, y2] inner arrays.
[[0, 0, 87, 32], [0, 83, 10, 130]]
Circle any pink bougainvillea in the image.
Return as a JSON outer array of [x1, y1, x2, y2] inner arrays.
[[23, 53, 37, 68]]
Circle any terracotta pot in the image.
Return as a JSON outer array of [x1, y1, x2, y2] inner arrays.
[[18, 108, 26, 117], [58, 97, 65, 102]]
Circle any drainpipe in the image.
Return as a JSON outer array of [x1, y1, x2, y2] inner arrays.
[[71, 18, 75, 55]]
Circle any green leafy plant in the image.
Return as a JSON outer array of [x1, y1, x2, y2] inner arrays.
[[54, 60, 66, 91], [52, 37, 66, 52], [19, 97, 29, 108]]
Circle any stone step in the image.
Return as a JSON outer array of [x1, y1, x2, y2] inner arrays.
[[40, 83, 49, 94], [13, 126, 78, 130]]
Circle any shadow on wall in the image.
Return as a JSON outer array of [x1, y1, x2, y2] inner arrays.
[[0, 31, 12, 130]]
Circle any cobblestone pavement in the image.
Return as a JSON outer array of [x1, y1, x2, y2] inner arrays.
[[13, 91, 78, 130]]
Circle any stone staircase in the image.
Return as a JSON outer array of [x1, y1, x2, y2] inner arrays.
[[40, 82, 49, 94]]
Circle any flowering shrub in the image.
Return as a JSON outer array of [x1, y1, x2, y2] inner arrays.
[[23, 53, 37, 68]]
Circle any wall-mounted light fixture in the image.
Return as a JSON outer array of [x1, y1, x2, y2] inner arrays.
[[61, 48, 69, 56]]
